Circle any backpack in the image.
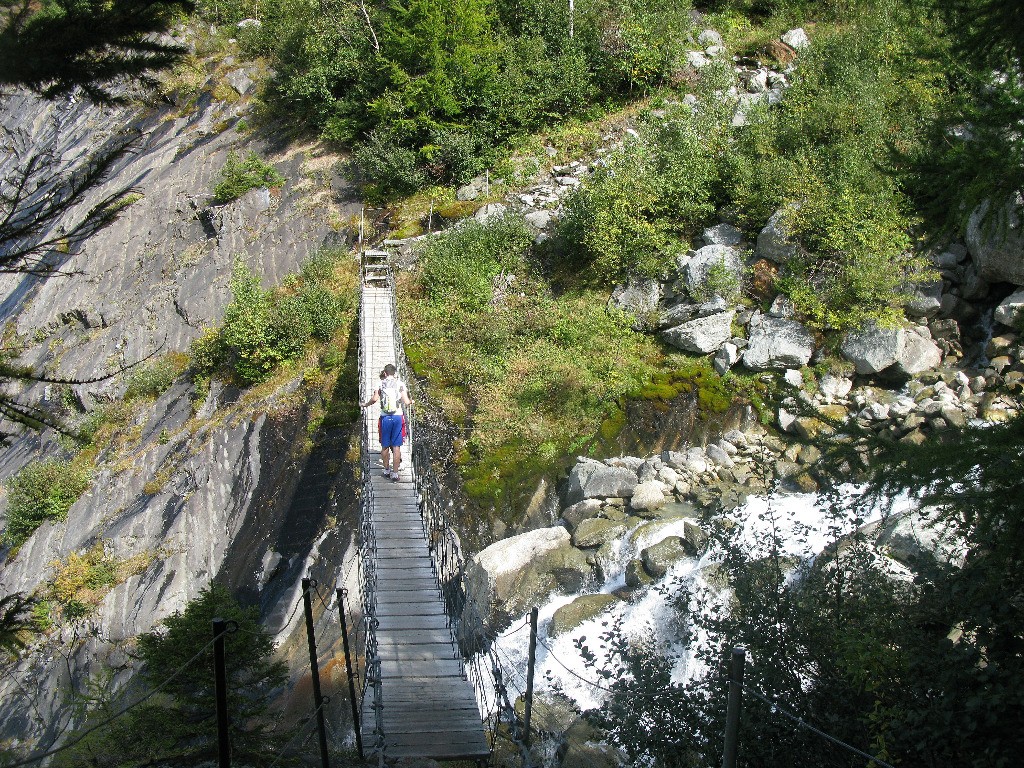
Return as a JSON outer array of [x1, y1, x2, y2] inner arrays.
[[379, 377, 402, 414]]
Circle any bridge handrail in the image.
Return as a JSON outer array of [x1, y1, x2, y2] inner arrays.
[[356, 261, 386, 760]]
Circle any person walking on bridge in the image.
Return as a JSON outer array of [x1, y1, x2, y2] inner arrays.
[[361, 363, 413, 481]]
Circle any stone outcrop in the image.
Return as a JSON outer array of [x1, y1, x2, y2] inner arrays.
[[965, 198, 1024, 286], [661, 310, 735, 354]]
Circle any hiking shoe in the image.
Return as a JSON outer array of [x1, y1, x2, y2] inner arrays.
[[390, 471, 400, 482], [382, 468, 392, 478]]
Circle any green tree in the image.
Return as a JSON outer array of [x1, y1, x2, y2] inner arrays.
[[55, 583, 287, 766]]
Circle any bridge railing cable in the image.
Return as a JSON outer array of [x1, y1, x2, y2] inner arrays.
[[356, 265, 386, 762]]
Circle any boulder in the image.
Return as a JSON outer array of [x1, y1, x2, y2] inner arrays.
[[895, 330, 942, 376], [965, 198, 1024, 286], [630, 481, 667, 512], [713, 342, 740, 374], [549, 594, 619, 637], [610, 278, 662, 320], [474, 202, 507, 222], [562, 498, 604, 529], [872, 510, 962, 567], [658, 302, 700, 329], [781, 28, 810, 49], [705, 443, 734, 468], [465, 527, 592, 622], [572, 517, 628, 548], [703, 223, 743, 246], [768, 295, 796, 318], [524, 209, 553, 230], [686, 51, 710, 69], [685, 245, 744, 299], [565, 461, 638, 505], [661, 310, 735, 354], [994, 288, 1024, 329], [904, 280, 942, 318], [225, 68, 254, 96], [641, 537, 692, 579], [841, 323, 941, 377], [625, 559, 654, 589], [840, 323, 900, 374], [697, 29, 724, 48], [819, 373, 853, 401], [742, 314, 815, 370], [755, 209, 798, 263]]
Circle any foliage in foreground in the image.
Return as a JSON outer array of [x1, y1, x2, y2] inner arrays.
[[53, 583, 287, 767], [2, 459, 91, 548], [585, 416, 1024, 768]]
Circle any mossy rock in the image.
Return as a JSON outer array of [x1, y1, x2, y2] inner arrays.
[[549, 593, 619, 637], [641, 536, 691, 579], [572, 517, 628, 548], [625, 559, 655, 589], [436, 200, 481, 220], [513, 691, 581, 734]]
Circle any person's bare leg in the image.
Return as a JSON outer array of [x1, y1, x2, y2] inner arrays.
[[392, 446, 402, 477], [381, 447, 391, 474]]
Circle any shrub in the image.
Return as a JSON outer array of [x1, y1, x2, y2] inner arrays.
[[352, 130, 427, 200], [728, 5, 939, 328], [3, 459, 91, 547], [124, 355, 185, 400], [418, 214, 536, 308], [212, 151, 285, 205]]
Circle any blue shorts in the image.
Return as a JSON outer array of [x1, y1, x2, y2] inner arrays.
[[380, 413, 404, 448]]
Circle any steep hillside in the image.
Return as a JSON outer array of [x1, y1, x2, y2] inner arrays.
[[0, 55, 366, 751]]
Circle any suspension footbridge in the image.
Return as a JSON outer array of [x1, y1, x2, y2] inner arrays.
[[355, 249, 490, 762]]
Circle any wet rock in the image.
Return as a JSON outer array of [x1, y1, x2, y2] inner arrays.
[[573, 517, 628, 548], [641, 537, 692, 578], [465, 527, 592, 622], [549, 594, 620, 637], [562, 498, 604, 529], [625, 559, 655, 589], [630, 481, 667, 512]]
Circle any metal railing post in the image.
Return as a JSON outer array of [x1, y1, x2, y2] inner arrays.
[[337, 586, 363, 759], [302, 578, 331, 768], [523, 606, 539, 749], [722, 645, 747, 768]]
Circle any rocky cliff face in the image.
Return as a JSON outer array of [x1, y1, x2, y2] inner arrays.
[[0, 75, 364, 749]]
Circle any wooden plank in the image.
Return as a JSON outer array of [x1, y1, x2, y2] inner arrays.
[[375, 627, 456, 645]]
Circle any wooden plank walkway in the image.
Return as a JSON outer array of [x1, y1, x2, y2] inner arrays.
[[358, 277, 489, 762]]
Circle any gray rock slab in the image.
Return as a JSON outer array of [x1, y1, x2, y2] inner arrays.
[[565, 462, 638, 505], [661, 310, 735, 354], [742, 314, 815, 370]]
